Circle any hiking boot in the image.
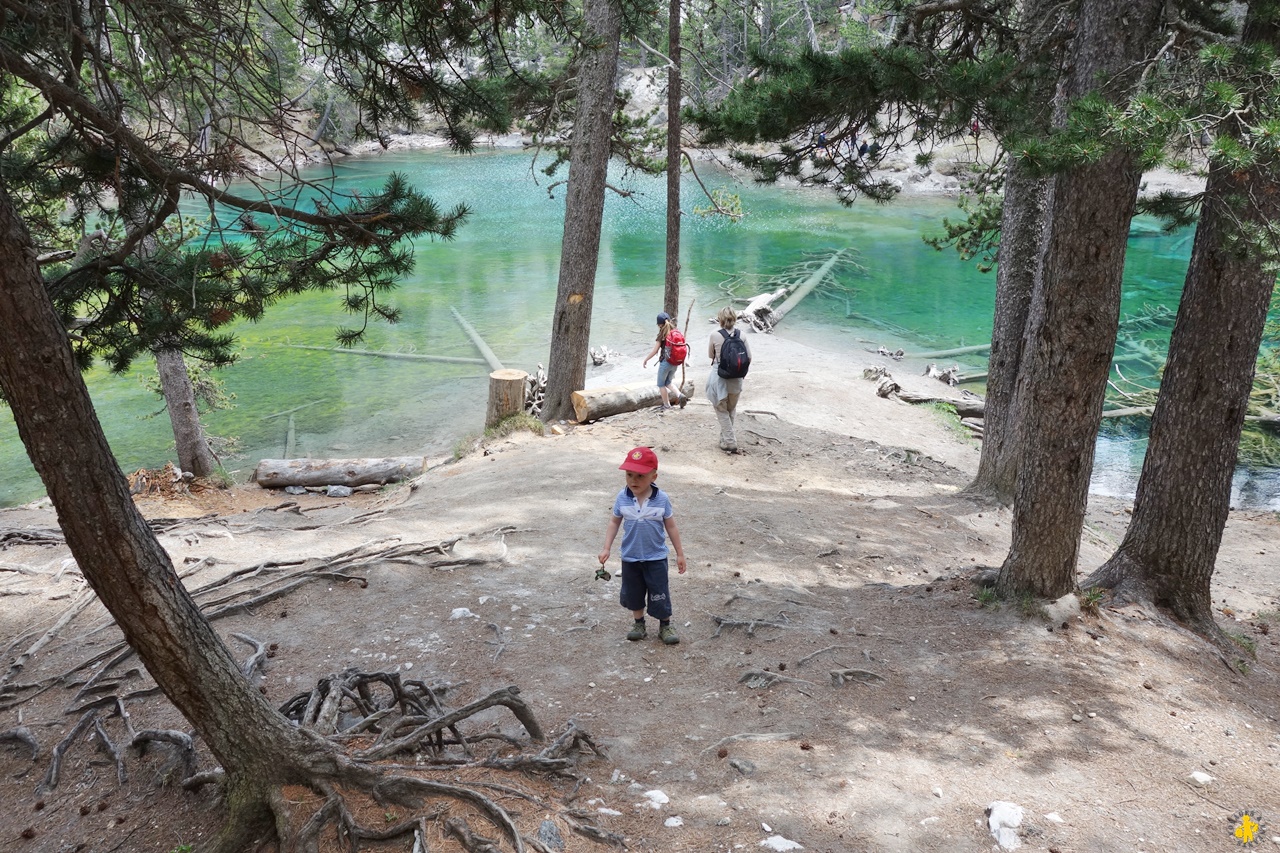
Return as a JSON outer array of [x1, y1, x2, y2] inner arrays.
[[627, 621, 647, 641], [659, 624, 680, 645]]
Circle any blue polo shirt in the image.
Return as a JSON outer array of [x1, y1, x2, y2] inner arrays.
[[611, 485, 673, 562]]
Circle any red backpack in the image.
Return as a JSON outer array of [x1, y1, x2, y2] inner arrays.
[[663, 329, 688, 366]]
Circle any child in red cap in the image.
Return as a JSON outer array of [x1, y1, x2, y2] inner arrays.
[[598, 446, 687, 644]]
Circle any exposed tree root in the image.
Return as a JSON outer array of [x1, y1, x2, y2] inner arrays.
[[171, 678, 618, 852], [737, 669, 819, 690], [34, 536, 503, 711], [710, 614, 791, 637], [0, 526, 625, 853], [0, 724, 39, 760], [829, 668, 886, 687]]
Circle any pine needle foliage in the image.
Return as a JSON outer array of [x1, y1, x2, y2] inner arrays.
[[1, 0, 571, 374]]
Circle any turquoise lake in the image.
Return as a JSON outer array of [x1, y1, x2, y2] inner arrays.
[[2, 148, 1276, 508]]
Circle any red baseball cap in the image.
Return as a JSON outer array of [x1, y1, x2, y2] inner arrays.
[[619, 446, 659, 473]]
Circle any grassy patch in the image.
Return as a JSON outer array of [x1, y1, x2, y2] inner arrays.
[[1080, 587, 1105, 616], [484, 413, 546, 439], [1016, 592, 1045, 620], [453, 414, 547, 460], [974, 587, 999, 609], [1228, 631, 1257, 658], [925, 401, 973, 442]]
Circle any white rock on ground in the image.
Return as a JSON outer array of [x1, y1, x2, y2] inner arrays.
[[987, 801, 1024, 851], [1188, 771, 1215, 787]]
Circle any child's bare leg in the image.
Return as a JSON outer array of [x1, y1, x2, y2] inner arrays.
[[632, 608, 645, 620]]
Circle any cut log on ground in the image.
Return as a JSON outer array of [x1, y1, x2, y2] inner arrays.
[[572, 380, 694, 423], [486, 369, 529, 429], [253, 457, 425, 488]]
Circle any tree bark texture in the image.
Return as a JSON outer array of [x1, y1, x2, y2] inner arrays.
[[966, 0, 1068, 505], [966, 161, 1048, 504], [0, 186, 336, 786], [1086, 11, 1280, 634], [664, 0, 682, 317], [541, 0, 623, 422], [154, 347, 221, 477], [997, 0, 1165, 599]]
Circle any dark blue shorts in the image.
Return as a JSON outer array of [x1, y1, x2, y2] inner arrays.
[[619, 558, 672, 620]]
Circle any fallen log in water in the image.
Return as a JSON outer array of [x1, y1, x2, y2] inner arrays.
[[450, 307, 505, 372], [253, 457, 425, 488], [283, 344, 486, 365], [911, 343, 992, 359], [572, 380, 695, 423]]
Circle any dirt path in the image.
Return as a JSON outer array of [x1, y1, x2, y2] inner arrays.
[[1, 332, 1277, 852]]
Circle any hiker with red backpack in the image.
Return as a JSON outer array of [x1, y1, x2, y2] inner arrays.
[[642, 311, 688, 411], [705, 306, 752, 452]]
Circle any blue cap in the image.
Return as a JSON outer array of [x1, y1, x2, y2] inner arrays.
[[657, 312, 671, 324]]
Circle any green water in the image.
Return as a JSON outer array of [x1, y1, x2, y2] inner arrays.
[[1, 149, 1273, 507]]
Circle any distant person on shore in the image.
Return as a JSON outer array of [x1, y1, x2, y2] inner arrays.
[[642, 311, 687, 410], [705, 307, 751, 452], [598, 446, 687, 645]]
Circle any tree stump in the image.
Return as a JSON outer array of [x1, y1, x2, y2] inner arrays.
[[486, 369, 529, 428]]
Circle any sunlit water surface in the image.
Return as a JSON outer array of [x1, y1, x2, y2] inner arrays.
[[1, 149, 1276, 509]]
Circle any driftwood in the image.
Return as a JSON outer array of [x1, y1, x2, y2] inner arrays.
[[571, 380, 694, 423], [253, 457, 424, 488], [923, 363, 961, 386]]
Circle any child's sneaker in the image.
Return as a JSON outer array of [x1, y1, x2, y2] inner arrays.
[[627, 621, 647, 641], [659, 624, 680, 645]]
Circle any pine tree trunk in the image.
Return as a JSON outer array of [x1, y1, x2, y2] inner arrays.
[[965, 161, 1048, 504], [0, 186, 338, 803], [1086, 12, 1280, 635], [996, 0, 1164, 599], [541, 0, 623, 423], [155, 347, 220, 477], [663, 0, 682, 317]]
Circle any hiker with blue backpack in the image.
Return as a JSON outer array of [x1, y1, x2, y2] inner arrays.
[[642, 311, 688, 410], [705, 306, 752, 452]]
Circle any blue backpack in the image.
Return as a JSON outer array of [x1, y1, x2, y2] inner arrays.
[[717, 329, 751, 378]]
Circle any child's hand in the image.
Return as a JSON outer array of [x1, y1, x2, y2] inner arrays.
[[597, 551, 610, 566], [676, 553, 687, 574]]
